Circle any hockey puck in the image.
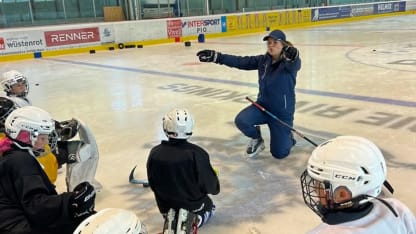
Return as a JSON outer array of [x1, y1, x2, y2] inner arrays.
[[184, 41, 191, 47], [35, 83, 39, 86]]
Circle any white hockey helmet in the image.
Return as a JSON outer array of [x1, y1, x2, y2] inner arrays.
[[5, 106, 56, 153], [73, 208, 148, 234], [163, 108, 194, 139], [1, 70, 29, 97], [300, 136, 386, 217]]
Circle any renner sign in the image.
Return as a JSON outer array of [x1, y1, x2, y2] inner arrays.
[[44, 27, 100, 47]]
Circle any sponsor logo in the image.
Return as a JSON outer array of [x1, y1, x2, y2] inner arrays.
[[4, 39, 44, 48], [378, 3, 392, 11], [84, 190, 95, 202], [0, 38, 5, 50], [45, 27, 100, 47], [103, 28, 112, 37], [167, 19, 182, 38], [334, 174, 356, 181], [182, 19, 220, 28]]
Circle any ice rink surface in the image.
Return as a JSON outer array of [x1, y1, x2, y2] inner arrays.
[[1, 14, 415, 234]]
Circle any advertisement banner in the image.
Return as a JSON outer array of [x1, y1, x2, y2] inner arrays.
[[374, 2, 405, 14], [265, 12, 280, 28], [301, 9, 312, 23], [281, 10, 303, 25], [225, 15, 239, 32], [351, 5, 374, 17], [221, 16, 226, 32], [0, 31, 45, 55], [181, 17, 222, 36], [312, 6, 351, 21], [246, 13, 267, 29], [264, 10, 311, 27], [99, 25, 115, 44], [44, 27, 100, 47], [167, 19, 182, 38], [406, 0, 416, 10]]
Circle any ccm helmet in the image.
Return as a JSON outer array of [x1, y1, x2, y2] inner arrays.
[[73, 208, 148, 234], [300, 136, 386, 218], [163, 108, 194, 139], [5, 106, 55, 152], [1, 70, 29, 97]]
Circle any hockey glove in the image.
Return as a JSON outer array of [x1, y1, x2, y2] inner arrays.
[[197, 50, 218, 63], [282, 46, 299, 62], [70, 181, 96, 219], [55, 119, 79, 141]]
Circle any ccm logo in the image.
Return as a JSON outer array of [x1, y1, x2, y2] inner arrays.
[[334, 174, 356, 180], [84, 191, 95, 202]]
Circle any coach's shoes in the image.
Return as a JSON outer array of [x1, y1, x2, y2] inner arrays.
[[246, 137, 265, 158], [246, 126, 265, 158]]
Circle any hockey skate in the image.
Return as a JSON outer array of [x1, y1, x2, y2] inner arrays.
[[246, 126, 265, 158], [162, 208, 198, 234]]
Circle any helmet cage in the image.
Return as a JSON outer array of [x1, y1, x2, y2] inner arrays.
[[48, 129, 58, 151], [300, 170, 332, 218], [301, 136, 387, 217]]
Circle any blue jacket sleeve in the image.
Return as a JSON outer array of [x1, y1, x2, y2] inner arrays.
[[216, 53, 263, 70], [283, 56, 301, 75]]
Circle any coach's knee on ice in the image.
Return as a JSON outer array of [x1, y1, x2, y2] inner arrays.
[[270, 143, 293, 159]]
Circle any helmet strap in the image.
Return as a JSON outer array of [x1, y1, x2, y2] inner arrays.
[[367, 195, 398, 217], [322, 201, 373, 225], [11, 141, 37, 157]]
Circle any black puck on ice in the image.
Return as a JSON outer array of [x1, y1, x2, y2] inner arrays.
[[184, 41, 191, 47]]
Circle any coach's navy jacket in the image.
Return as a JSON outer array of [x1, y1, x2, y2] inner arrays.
[[217, 53, 301, 118]]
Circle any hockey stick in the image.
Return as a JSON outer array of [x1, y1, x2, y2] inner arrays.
[[246, 96, 318, 147], [129, 165, 150, 187], [246, 97, 395, 193]]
